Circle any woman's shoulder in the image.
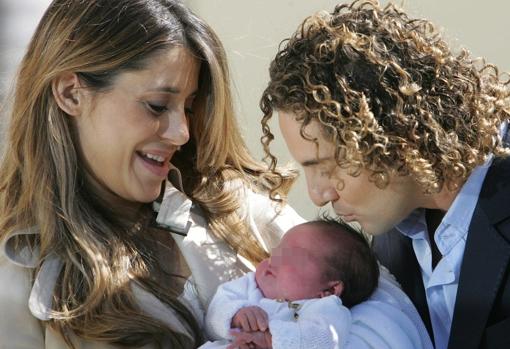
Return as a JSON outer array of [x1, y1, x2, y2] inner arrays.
[[0, 227, 59, 320], [0, 230, 46, 346], [0, 250, 33, 304], [0, 227, 39, 312]]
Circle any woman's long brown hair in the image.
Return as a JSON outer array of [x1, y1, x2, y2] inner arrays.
[[0, 0, 293, 347]]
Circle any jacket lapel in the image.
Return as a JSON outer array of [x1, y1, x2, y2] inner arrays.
[[448, 156, 510, 349]]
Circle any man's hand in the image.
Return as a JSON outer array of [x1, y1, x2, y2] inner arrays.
[[231, 306, 268, 332]]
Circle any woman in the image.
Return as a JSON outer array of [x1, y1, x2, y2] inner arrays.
[[0, 0, 301, 348], [261, 0, 509, 348]]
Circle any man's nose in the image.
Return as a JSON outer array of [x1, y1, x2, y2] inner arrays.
[[306, 177, 339, 207]]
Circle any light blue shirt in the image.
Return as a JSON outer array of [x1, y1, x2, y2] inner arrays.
[[396, 158, 492, 349]]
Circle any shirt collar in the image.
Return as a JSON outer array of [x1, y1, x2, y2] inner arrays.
[[440, 155, 492, 233], [397, 155, 492, 242], [396, 208, 427, 239]]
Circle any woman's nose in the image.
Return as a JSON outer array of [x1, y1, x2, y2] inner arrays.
[[158, 109, 190, 146]]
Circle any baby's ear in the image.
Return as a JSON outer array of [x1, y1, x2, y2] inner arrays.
[[320, 281, 344, 298]]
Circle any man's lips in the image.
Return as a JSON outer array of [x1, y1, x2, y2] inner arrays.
[[333, 205, 357, 222], [341, 214, 357, 222]]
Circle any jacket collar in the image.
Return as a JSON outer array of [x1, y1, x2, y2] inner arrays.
[[153, 166, 193, 235], [0, 227, 64, 320], [1, 227, 39, 268]]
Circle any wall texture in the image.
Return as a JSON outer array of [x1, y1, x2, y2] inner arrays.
[[0, 0, 52, 138]]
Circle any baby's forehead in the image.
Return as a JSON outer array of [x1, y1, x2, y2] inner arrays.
[[279, 222, 343, 255]]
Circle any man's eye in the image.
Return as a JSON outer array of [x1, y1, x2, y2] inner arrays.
[[146, 103, 167, 114]]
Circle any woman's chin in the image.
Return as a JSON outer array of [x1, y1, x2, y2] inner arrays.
[[132, 184, 164, 204]]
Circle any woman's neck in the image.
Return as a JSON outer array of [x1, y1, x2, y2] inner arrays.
[[82, 170, 145, 226]]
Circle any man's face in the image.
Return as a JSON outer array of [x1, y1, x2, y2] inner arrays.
[[278, 111, 422, 235]]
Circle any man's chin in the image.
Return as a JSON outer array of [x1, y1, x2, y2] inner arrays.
[[363, 225, 389, 236], [352, 221, 377, 236]]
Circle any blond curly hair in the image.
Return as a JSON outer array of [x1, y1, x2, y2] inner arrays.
[[261, 0, 510, 194]]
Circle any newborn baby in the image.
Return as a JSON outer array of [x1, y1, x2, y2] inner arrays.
[[202, 218, 380, 349]]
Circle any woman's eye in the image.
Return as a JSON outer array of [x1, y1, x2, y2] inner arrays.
[[146, 103, 168, 115]]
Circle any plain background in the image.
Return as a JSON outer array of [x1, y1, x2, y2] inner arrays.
[[1, 0, 509, 219]]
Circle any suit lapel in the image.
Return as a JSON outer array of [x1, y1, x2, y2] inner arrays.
[[448, 156, 510, 349]]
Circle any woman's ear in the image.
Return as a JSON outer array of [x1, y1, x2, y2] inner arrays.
[[320, 280, 344, 298], [52, 72, 86, 117]]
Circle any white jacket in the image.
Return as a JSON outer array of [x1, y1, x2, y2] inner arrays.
[[0, 230, 196, 349], [0, 173, 302, 349], [203, 272, 351, 349]]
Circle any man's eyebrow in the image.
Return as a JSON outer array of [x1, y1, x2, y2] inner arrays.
[[301, 157, 334, 167]]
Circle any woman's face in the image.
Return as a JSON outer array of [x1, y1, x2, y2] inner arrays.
[[278, 111, 422, 235], [74, 48, 200, 208]]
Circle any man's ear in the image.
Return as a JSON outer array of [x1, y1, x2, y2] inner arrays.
[[320, 281, 344, 298], [52, 72, 86, 117]]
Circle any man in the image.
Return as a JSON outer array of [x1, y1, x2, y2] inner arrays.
[[260, 1, 510, 348]]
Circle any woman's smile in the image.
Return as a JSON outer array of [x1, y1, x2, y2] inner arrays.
[[136, 150, 173, 178]]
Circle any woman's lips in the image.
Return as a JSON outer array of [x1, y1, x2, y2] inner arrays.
[[137, 152, 171, 178]]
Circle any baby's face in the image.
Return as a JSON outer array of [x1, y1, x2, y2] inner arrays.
[[255, 224, 332, 301]]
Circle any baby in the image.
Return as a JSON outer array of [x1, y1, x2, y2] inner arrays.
[[202, 218, 380, 349]]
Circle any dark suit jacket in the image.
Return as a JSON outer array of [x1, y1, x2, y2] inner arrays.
[[373, 149, 510, 348]]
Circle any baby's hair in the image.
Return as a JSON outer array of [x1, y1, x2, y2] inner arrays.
[[308, 216, 379, 307]]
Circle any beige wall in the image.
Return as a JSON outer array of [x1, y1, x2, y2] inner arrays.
[[187, 0, 510, 220], [0, 0, 53, 138]]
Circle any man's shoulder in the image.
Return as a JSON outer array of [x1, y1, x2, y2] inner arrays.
[[478, 154, 510, 225]]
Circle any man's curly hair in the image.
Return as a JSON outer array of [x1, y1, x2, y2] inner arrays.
[[261, 0, 510, 194]]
